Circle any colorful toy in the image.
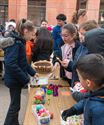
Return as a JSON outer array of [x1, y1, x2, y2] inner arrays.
[[33, 89, 45, 104], [71, 82, 88, 93], [53, 85, 58, 96], [42, 86, 46, 93], [32, 105, 51, 125], [46, 89, 53, 105], [61, 114, 84, 125], [36, 105, 43, 110], [67, 115, 84, 125], [47, 84, 59, 96]]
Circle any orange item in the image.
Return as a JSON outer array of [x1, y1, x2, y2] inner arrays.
[[26, 41, 33, 64], [61, 91, 70, 96], [26, 41, 32, 56]]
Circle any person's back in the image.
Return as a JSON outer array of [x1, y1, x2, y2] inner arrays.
[[3, 30, 32, 87], [62, 54, 104, 125], [32, 27, 53, 62], [85, 28, 104, 57], [83, 91, 104, 125]]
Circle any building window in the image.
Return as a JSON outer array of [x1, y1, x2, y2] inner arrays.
[[0, 0, 8, 25], [99, 0, 104, 24], [80, 0, 87, 9], [28, 0, 46, 27]]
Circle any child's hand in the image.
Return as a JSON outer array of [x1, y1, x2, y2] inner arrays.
[[56, 57, 62, 63], [33, 73, 39, 79], [61, 109, 69, 121], [52, 62, 60, 71], [61, 59, 69, 68], [61, 107, 77, 121]]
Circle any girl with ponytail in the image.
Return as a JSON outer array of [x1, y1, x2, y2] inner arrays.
[[3, 19, 37, 125], [71, 9, 87, 27]]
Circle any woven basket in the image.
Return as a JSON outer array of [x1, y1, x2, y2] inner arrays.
[[32, 60, 52, 74]]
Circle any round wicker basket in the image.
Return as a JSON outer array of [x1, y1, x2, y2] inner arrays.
[[32, 60, 52, 74]]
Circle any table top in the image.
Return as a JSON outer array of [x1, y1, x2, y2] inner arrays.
[[23, 79, 76, 125]]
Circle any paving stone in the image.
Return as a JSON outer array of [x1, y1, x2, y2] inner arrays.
[[0, 80, 28, 125]]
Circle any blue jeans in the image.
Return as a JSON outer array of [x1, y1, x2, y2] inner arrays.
[[4, 88, 21, 125]]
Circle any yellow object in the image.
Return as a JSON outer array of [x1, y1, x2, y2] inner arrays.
[[0, 50, 4, 57]]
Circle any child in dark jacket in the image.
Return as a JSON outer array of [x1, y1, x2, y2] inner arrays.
[[62, 54, 104, 125], [3, 19, 38, 125], [53, 23, 88, 86], [72, 27, 104, 102], [52, 14, 67, 51]]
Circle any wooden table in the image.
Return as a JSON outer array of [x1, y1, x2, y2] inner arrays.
[[23, 79, 76, 125]]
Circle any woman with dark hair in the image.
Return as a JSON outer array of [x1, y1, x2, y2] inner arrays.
[[53, 23, 88, 86], [32, 27, 53, 62]]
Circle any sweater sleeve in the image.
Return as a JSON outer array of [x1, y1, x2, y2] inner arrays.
[[26, 63, 36, 76], [73, 100, 84, 115]]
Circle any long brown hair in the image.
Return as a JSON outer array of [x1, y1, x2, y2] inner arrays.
[[16, 18, 35, 35], [71, 9, 87, 24], [36, 27, 53, 50], [79, 20, 98, 31]]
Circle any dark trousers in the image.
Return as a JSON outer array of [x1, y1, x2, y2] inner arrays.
[[4, 88, 22, 125]]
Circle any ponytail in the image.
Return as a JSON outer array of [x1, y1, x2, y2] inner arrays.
[[71, 11, 78, 24], [71, 9, 87, 24], [16, 18, 34, 35]]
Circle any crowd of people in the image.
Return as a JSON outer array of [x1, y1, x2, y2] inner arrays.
[[0, 9, 104, 125]]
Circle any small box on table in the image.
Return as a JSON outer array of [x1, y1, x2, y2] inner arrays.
[[32, 105, 50, 125]]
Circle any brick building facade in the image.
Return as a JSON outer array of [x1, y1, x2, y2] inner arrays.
[[0, 0, 104, 26]]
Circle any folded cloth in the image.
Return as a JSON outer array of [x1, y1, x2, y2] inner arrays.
[[0, 37, 15, 49]]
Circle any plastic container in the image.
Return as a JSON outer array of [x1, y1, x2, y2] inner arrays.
[[32, 105, 50, 125], [37, 77, 48, 85], [30, 77, 48, 87]]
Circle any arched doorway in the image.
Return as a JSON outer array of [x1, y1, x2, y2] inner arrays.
[[0, 0, 8, 25], [28, 0, 46, 27]]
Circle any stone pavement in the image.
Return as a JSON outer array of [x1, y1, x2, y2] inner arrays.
[[0, 78, 28, 125]]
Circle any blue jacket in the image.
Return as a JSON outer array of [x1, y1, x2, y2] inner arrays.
[[53, 41, 88, 86], [66, 43, 88, 86], [73, 87, 104, 125], [3, 31, 36, 88], [52, 25, 64, 51]]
